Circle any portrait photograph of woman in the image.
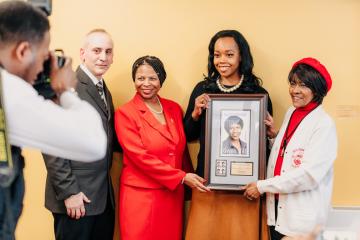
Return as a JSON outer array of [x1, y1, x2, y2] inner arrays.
[[220, 111, 250, 157]]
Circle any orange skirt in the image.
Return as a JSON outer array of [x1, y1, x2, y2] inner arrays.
[[185, 190, 269, 240], [119, 184, 184, 240]]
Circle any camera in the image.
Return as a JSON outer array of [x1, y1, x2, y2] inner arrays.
[[33, 50, 66, 99], [28, 0, 62, 100], [27, 0, 52, 16]]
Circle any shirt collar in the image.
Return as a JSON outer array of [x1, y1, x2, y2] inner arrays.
[[80, 64, 103, 86], [295, 101, 319, 112]]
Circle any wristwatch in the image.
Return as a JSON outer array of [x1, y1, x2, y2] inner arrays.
[[67, 87, 78, 95]]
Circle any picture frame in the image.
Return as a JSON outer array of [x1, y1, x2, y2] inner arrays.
[[204, 94, 267, 190]]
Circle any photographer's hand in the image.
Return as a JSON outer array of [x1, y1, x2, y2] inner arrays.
[[49, 52, 77, 95]]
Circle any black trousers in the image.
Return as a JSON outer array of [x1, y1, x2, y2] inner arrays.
[[270, 225, 285, 240], [0, 171, 24, 240], [52, 197, 114, 240], [269, 199, 285, 240]]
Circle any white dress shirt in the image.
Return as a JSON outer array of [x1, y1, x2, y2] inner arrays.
[[1, 69, 107, 161], [80, 64, 103, 86], [80, 64, 107, 106]]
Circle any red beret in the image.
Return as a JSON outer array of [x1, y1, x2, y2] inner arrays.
[[292, 57, 332, 92]]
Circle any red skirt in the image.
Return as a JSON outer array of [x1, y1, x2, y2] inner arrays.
[[119, 183, 184, 240]]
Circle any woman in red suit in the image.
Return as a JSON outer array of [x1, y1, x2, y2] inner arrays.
[[115, 56, 210, 240]]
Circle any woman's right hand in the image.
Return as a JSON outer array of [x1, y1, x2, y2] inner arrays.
[[183, 173, 211, 192], [264, 112, 277, 139], [191, 94, 210, 121]]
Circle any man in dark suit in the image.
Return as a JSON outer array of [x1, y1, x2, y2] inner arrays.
[[43, 29, 119, 240]]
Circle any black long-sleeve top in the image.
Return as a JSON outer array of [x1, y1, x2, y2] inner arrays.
[[184, 80, 273, 177]]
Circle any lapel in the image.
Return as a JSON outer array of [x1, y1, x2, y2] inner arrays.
[[132, 93, 177, 144], [76, 67, 109, 117], [162, 99, 179, 145]]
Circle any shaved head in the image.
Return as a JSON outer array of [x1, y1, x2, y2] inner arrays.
[[80, 29, 114, 79], [82, 29, 112, 49]]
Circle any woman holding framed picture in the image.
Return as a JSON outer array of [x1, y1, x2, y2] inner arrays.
[[115, 56, 209, 240], [184, 29, 273, 239], [243, 58, 337, 239]]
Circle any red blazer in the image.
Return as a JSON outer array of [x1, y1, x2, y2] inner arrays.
[[115, 93, 193, 190]]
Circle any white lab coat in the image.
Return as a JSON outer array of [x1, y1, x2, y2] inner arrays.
[[257, 105, 337, 236]]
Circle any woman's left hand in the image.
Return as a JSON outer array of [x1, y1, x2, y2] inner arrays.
[[242, 182, 261, 200], [264, 112, 277, 139]]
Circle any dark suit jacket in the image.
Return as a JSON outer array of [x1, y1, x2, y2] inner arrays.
[[43, 66, 119, 215]]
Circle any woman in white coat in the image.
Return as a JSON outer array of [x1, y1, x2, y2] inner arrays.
[[243, 57, 337, 239]]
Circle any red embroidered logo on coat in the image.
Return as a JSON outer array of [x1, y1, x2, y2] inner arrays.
[[291, 148, 304, 168]]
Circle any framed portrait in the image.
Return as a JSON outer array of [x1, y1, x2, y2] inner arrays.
[[204, 94, 267, 190]]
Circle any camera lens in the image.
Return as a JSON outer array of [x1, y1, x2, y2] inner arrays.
[[57, 56, 65, 68], [33, 49, 66, 99]]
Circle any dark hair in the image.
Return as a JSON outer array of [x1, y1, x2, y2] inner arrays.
[[0, 1, 50, 47], [132, 56, 167, 86], [224, 115, 244, 133], [205, 30, 262, 91], [288, 64, 327, 104]]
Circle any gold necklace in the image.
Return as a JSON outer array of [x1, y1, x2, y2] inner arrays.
[[216, 75, 244, 93], [145, 96, 163, 114]]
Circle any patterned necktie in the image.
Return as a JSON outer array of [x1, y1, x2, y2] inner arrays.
[[96, 81, 107, 108]]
